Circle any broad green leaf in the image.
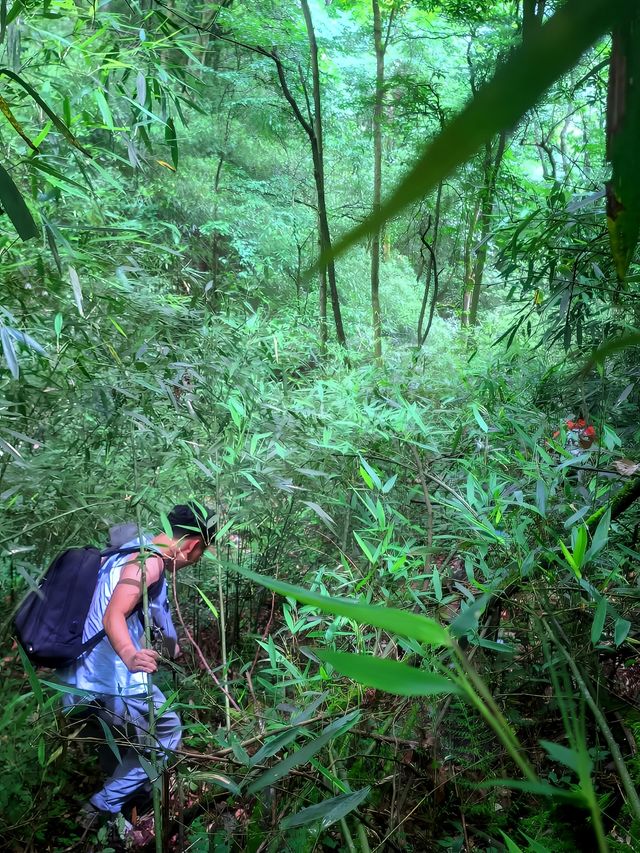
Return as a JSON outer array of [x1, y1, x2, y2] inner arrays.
[[159, 511, 173, 538], [522, 834, 554, 853], [583, 332, 640, 372], [68, 266, 84, 317], [615, 617, 631, 646], [165, 117, 178, 169], [432, 565, 442, 602], [471, 404, 489, 433], [247, 711, 359, 794], [479, 778, 586, 804], [476, 638, 515, 654], [230, 565, 452, 647], [314, 0, 631, 267], [559, 540, 581, 579], [302, 500, 336, 530], [249, 728, 300, 767], [564, 506, 590, 528], [353, 530, 375, 563], [1, 326, 18, 378], [535, 480, 546, 518], [97, 715, 122, 765], [586, 508, 611, 561], [449, 594, 489, 638], [136, 71, 147, 106], [572, 525, 588, 571], [195, 585, 218, 619], [591, 597, 607, 645], [382, 473, 398, 493], [0, 161, 38, 240], [17, 643, 43, 705], [281, 787, 370, 831], [499, 832, 525, 853], [539, 739, 589, 775], [316, 651, 460, 697], [0, 69, 91, 155], [359, 456, 382, 489], [94, 89, 114, 130], [190, 771, 241, 795]]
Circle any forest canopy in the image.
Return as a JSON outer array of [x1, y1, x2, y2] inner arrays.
[[1, 0, 640, 851]]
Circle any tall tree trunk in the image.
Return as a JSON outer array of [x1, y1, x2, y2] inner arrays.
[[461, 197, 481, 328], [469, 130, 506, 326], [522, 0, 546, 44], [371, 0, 384, 361], [319, 266, 328, 355], [301, 0, 347, 350]]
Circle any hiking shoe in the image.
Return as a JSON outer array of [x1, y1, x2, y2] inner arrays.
[[78, 803, 132, 836], [78, 802, 111, 830]]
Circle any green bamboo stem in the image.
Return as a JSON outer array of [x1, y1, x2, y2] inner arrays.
[[131, 422, 163, 853], [452, 648, 538, 783], [547, 625, 640, 825]]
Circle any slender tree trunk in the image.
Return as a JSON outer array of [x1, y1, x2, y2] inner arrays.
[[417, 180, 443, 346], [301, 0, 347, 350], [371, 0, 384, 361], [469, 131, 506, 326], [319, 267, 328, 355], [461, 197, 481, 328]]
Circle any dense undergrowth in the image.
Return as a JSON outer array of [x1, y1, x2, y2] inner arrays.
[[2, 294, 640, 851], [2, 0, 640, 850]]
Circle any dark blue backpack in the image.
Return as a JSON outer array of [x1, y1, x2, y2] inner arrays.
[[14, 545, 164, 668]]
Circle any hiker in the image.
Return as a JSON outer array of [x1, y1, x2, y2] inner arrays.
[[60, 503, 215, 830]]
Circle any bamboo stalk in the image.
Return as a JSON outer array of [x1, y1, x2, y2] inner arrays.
[[130, 421, 163, 853]]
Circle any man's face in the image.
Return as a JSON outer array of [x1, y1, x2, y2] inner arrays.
[[174, 536, 207, 569]]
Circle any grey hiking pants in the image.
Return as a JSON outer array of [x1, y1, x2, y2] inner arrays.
[[87, 685, 181, 814]]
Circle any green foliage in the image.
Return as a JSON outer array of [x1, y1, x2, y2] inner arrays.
[[1, 0, 640, 850]]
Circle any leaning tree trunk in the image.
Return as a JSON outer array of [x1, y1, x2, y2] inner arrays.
[[417, 179, 443, 346], [301, 0, 347, 350]]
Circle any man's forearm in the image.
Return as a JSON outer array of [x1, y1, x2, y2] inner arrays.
[[103, 608, 137, 667]]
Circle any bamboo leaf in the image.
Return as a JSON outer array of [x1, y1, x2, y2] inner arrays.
[[302, 500, 336, 530], [591, 597, 607, 645], [471, 404, 489, 433], [94, 89, 114, 130], [281, 787, 370, 831], [229, 565, 452, 646], [165, 116, 178, 169], [0, 68, 91, 156], [583, 332, 640, 373], [0, 93, 38, 150], [0, 161, 38, 240], [96, 716, 122, 765], [586, 508, 611, 561], [195, 585, 219, 619], [249, 728, 301, 767], [615, 617, 631, 646], [136, 71, 147, 106], [315, 650, 461, 697], [68, 266, 84, 317], [499, 832, 525, 853], [247, 711, 359, 794], [540, 739, 589, 775], [1, 326, 19, 378]]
